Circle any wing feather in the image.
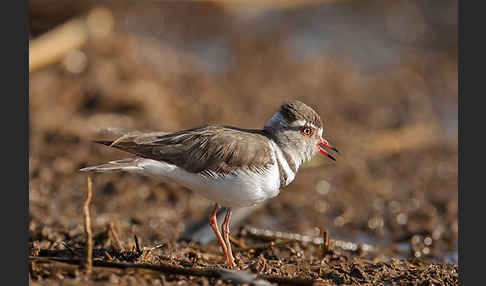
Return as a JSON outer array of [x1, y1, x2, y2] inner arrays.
[[95, 126, 275, 175]]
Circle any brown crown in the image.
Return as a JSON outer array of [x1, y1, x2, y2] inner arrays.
[[279, 100, 323, 129]]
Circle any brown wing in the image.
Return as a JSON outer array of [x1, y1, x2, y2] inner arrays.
[[95, 125, 275, 175]]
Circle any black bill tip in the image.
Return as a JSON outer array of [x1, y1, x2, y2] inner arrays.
[[331, 146, 340, 154]]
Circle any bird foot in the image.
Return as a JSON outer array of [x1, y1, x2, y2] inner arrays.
[[225, 261, 237, 269]]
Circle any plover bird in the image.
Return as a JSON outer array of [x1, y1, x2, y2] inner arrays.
[[80, 100, 338, 267]]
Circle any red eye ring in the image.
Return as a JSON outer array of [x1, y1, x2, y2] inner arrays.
[[301, 126, 314, 136]]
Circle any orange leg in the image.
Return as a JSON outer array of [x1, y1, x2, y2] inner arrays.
[[208, 203, 229, 265], [222, 208, 236, 267]]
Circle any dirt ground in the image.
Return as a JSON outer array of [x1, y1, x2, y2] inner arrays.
[[29, 1, 458, 285]]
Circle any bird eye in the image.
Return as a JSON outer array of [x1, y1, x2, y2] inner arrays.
[[300, 126, 314, 136]]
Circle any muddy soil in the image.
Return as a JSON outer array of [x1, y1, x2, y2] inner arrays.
[[29, 2, 458, 285]]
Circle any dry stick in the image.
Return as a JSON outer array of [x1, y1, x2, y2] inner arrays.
[[234, 240, 292, 253], [29, 257, 315, 285], [109, 221, 124, 250], [229, 235, 247, 248], [317, 228, 330, 259], [323, 229, 329, 249], [243, 226, 376, 253], [29, 6, 114, 72], [29, 17, 87, 72], [215, 0, 348, 15], [83, 176, 94, 275], [134, 235, 141, 253], [104, 251, 113, 261], [62, 242, 76, 257], [142, 243, 167, 260], [322, 228, 329, 252]]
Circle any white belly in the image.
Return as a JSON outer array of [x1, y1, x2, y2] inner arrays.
[[136, 159, 281, 208]]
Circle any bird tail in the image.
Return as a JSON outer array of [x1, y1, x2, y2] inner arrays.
[[79, 157, 143, 173]]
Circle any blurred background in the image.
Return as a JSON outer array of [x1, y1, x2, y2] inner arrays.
[[29, 0, 458, 265]]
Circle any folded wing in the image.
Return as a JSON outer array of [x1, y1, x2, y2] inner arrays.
[[94, 126, 275, 175]]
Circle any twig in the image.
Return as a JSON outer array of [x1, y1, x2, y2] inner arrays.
[[62, 242, 76, 257], [29, 256, 315, 285], [104, 251, 113, 261], [134, 235, 141, 253], [229, 235, 247, 248], [322, 228, 329, 253], [242, 226, 376, 253], [109, 221, 124, 250], [83, 176, 94, 275], [142, 243, 167, 260], [234, 239, 292, 253], [29, 18, 87, 72], [217, 0, 347, 16], [317, 227, 331, 258], [29, 6, 114, 72], [322, 228, 329, 250]]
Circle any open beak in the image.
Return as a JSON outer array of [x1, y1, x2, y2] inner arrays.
[[317, 139, 340, 161]]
